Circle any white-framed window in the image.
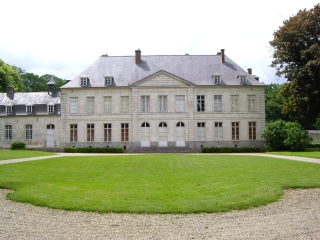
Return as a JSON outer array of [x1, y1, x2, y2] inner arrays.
[[197, 122, 205, 141], [105, 76, 113, 85], [232, 122, 239, 140], [239, 75, 247, 84], [231, 95, 239, 112], [87, 124, 94, 142], [121, 123, 129, 141], [158, 95, 167, 112], [215, 122, 223, 141], [86, 97, 95, 114], [158, 122, 168, 141], [141, 96, 150, 113], [26, 125, 32, 140], [176, 121, 185, 141], [175, 95, 185, 112], [6, 106, 12, 114], [248, 95, 256, 112], [214, 95, 222, 112], [70, 97, 78, 114], [70, 124, 78, 142], [47, 124, 55, 129], [104, 123, 112, 142], [104, 96, 112, 113], [197, 95, 205, 112], [121, 96, 129, 113], [5, 125, 12, 140], [213, 75, 221, 84], [80, 77, 88, 86], [47, 105, 54, 113], [141, 122, 150, 141], [26, 105, 32, 114], [249, 122, 256, 140]]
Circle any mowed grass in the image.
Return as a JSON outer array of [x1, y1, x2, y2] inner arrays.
[[0, 150, 54, 161], [267, 148, 320, 159], [0, 154, 319, 214]]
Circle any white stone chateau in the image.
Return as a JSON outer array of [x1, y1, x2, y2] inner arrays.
[[0, 49, 265, 152]]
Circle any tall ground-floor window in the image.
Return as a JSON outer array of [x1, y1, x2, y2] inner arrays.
[[197, 122, 206, 141], [176, 122, 185, 141], [215, 122, 223, 141], [5, 125, 12, 140], [232, 122, 239, 140], [87, 124, 94, 142], [26, 125, 32, 140], [141, 122, 150, 141], [70, 124, 78, 142], [158, 122, 168, 141], [104, 124, 112, 142], [249, 122, 256, 140], [121, 123, 129, 141]]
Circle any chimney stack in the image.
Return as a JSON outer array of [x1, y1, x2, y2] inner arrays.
[[221, 49, 225, 63], [247, 68, 252, 75], [135, 49, 141, 65], [6, 85, 14, 99]]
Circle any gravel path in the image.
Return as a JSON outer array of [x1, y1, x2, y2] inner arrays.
[[0, 154, 319, 239]]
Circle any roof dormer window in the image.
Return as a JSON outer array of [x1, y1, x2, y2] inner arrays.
[[80, 77, 88, 86], [212, 74, 222, 84], [6, 106, 12, 114], [47, 104, 54, 113], [26, 105, 33, 114], [239, 75, 247, 85], [105, 76, 113, 86]]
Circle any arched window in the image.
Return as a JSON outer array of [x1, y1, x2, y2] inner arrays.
[[142, 122, 150, 127], [176, 122, 185, 127], [141, 122, 150, 143], [158, 122, 167, 141], [176, 122, 185, 146]]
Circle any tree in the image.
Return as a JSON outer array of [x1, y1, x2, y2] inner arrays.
[[261, 120, 311, 151], [269, 4, 320, 123], [21, 72, 47, 92], [0, 59, 24, 92]]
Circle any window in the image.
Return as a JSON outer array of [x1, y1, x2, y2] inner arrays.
[[141, 96, 150, 113], [26, 125, 32, 140], [249, 122, 256, 140], [197, 122, 206, 141], [232, 122, 239, 140], [158, 95, 167, 112], [47, 124, 55, 129], [70, 97, 78, 114], [215, 122, 223, 141], [248, 95, 256, 112], [214, 95, 222, 112], [121, 96, 129, 113], [159, 122, 167, 141], [176, 122, 185, 141], [141, 122, 150, 141], [5, 125, 12, 140], [26, 105, 32, 114], [121, 123, 129, 141], [197, 95, 205, 112], [213, 75, 221, 84], [6, 106, 12, 114], [87, 124, 94, 142], [70, 124, 78, 142], [80, 77, 88, 86], [47, 105, 54, 113], [86, 97, 95, 114], [175, 95, 185, 112], [231, 95, 239, 112], [105, 77, 113, 85], [104, 123, 112, 142], [104, 96, 112, 113], [239, 75, 247, 84]]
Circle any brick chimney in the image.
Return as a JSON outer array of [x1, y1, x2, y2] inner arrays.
[[247, 68, 252, 75], [6, 85, 14, 99], [221, 49, 225, 63], [135, 49, 141, 65]]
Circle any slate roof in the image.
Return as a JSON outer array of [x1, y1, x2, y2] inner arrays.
[[61, 53, 265, 88]]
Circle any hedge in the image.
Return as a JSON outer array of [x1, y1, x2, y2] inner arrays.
[[202, 146, 260, 153], [10, 141, 26, 150], [64, 147, 124, 153], [309, 143, 320, 148]]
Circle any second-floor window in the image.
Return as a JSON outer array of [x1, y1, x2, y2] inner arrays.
[[70, 97, 78, 114], [214, 95, 222, 112], [86, 97, 95, 114], [175, 95, 185, 112], [248, 95, 256, 112], [197, 95, 205, 112], [104, 96, 112, 113], [121, 96, 129, 113], [158, 95, 167, 112], [231, 95, 239, 112], [141, 96, 150, 113]]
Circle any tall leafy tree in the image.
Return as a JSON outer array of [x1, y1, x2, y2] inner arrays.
[[21, 72, 47, 92], [0, 59, 24, 92], [269, 4, 320, 122]]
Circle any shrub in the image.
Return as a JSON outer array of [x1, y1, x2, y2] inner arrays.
[[202, 147, 260, 153], [64, 147, 124, 153], [262, 120, 312, 151], [10, 141, 26, 150]]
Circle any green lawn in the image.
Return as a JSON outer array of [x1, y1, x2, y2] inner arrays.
[[0, 154, 319, 214], [0, 150, 55, 161], [266, 149, 320, 159]]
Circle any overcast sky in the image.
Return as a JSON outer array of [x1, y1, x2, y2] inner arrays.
[[0, 0, 318, 84]]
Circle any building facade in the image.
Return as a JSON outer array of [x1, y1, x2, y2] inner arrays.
[[0, 49, 266, 152]]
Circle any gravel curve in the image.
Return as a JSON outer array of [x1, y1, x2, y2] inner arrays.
[[0, 188, 319, 240]]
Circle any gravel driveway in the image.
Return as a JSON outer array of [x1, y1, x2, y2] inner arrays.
[[0, 154, 319, 239]]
